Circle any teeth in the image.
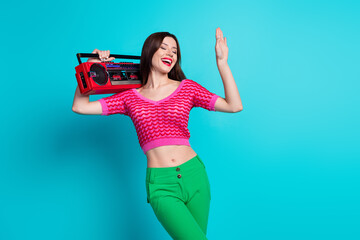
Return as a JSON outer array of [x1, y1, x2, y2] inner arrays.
[[162, 58, 172, 64]]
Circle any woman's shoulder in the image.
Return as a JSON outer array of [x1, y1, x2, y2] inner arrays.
[[180, 78, 195, 85], [181, 78, 202, 87], [169, 78, 190, 84], [107, 88, 134, 98]]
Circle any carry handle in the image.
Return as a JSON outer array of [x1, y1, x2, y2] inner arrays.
[[76, 53, 141, 64]]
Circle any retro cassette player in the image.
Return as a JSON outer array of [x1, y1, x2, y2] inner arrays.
[[75, 53, 142, 95]]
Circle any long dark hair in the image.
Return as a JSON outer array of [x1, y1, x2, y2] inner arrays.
[[140, 32, 186, 85]]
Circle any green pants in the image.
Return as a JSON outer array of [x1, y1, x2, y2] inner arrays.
[[146, 155, 211, 240]]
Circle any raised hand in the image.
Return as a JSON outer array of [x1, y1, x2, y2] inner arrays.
[[215, 27, 229, 63]]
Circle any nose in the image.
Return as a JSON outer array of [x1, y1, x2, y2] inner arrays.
[[166, 49, 173, 57]]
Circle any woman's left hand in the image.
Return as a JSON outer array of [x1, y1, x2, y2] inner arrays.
[[215, 27, 228, 63]]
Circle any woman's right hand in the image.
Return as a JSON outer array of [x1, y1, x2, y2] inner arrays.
[[87, 49, 116, 62]]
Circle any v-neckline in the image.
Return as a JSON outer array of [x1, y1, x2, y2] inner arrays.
[[132, 79, 187, 104]]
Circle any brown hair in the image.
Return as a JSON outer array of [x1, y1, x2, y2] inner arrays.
[[140, 32, 186, 85]]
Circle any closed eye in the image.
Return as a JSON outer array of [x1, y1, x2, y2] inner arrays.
[[160, 46, 177, 54]]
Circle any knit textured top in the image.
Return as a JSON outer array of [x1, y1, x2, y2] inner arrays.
[[98, 79, 220, 154]]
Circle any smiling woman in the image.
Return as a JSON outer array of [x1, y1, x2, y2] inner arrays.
[[72, 28, 243, 240], [150, 37, 179, 75], [139, 32, 185, 86]]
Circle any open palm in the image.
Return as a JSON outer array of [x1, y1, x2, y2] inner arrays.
[[215, 27, 228, 62]]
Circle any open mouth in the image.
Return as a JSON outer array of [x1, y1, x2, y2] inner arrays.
[[161, 58, 172, 66]]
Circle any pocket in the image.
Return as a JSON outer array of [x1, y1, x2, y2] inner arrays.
[[147, 182, 181, 206], [197, 155, 206, 169]]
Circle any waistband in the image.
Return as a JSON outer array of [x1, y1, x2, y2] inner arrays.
[[146, 154, 206, 184]]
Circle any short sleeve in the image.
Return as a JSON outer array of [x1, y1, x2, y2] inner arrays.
[[98, 91, 129, 116], [189, 80, 220, 111]]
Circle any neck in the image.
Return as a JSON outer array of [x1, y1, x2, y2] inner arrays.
[[145, 71, 171, 89]]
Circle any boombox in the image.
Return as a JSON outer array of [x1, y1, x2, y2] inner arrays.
[[75, 53, 143, 95]]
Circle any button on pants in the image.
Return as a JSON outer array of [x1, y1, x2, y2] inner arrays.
[[146, 155, 211, 240]]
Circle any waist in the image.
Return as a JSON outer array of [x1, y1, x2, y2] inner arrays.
[[146, 145, 197, 168], [146, 154, 206, 184]]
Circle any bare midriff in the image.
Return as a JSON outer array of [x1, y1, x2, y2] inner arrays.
[[146, 145, 198, 168]]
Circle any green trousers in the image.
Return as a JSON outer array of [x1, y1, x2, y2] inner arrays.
[[146, 155, 211, 240]]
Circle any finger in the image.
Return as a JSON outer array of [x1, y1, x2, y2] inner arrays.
[[216, 38, 223, 45], [106, 50, 110, 58], [224, 37, 227, 45], [215, 28, 220, 40], [218, 28, 223, 39], [101, 51, 106, 59]]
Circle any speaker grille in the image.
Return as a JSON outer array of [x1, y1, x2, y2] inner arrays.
[[90, 64, 108, 85]]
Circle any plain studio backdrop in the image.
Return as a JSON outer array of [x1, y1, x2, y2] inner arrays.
[[1, 0, 359, 239]]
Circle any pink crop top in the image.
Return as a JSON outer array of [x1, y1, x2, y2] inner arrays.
[[98, 79, 220, 154]]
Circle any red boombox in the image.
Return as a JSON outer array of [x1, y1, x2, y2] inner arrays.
[[75, 53, 143, 95]]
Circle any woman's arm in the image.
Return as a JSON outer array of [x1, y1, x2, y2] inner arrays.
[[72, 49, 115, 115], [72, 86, 102, 115], [213, 27, 243, 113]]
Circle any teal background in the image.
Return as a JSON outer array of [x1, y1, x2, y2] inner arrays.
[[1, 0, 359, 239]]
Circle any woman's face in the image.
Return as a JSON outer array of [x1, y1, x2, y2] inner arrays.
[[151, 36, 178, 74]]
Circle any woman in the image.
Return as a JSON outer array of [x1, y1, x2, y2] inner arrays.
[[72, 27, 243, 240]]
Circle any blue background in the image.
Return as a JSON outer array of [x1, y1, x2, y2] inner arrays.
[[1, 0, 359, 239]]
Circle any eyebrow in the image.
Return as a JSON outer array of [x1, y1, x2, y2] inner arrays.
[[161, 43, 177, 49]]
